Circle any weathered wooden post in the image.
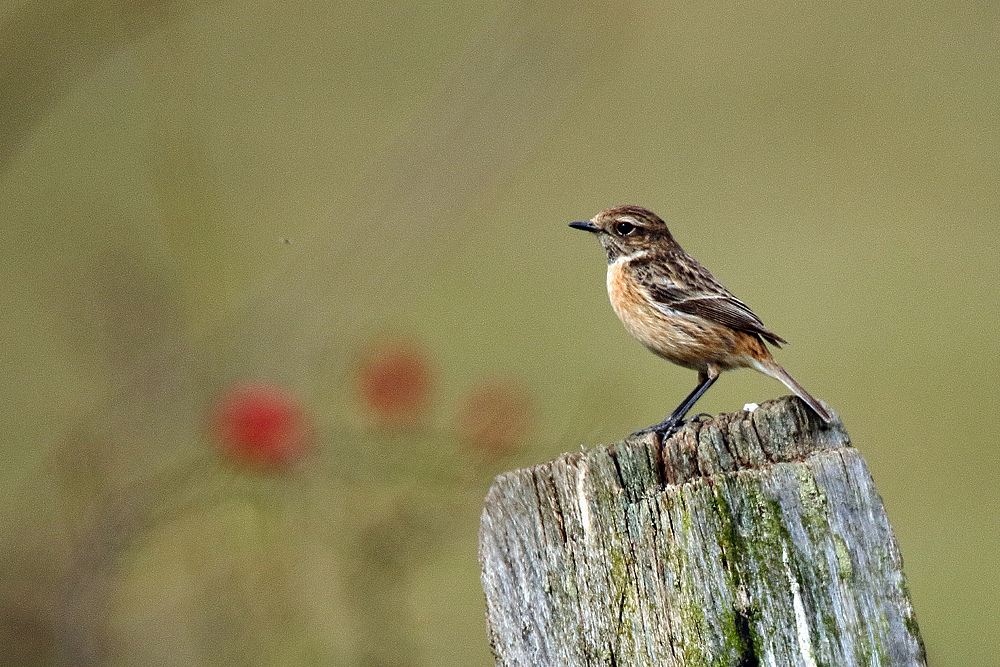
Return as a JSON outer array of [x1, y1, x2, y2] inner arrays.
[[479, 396, 926, 666]]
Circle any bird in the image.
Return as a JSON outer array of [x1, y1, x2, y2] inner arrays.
[[570, 205, 832, 437]]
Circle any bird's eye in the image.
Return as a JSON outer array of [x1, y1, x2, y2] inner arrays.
[[614, 221, 636, 236]]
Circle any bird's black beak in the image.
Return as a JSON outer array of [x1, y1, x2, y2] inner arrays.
[[569, 221, 601, 234]]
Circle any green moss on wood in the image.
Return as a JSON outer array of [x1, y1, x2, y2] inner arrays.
[[833, 534, 853, 580], [480, 399, 926, 666]]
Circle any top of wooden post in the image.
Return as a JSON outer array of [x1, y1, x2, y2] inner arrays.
[[614, 396, 849, 490], [479, 396, 926, 667]]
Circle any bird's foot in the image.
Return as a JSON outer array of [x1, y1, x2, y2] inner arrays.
[[630, 413, 713, 441], [652, 420, 684, 439], [630, 417, 683, 440], [628, 426, 655, 438]]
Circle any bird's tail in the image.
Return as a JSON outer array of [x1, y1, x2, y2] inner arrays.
[[758, 361, 833, 424]]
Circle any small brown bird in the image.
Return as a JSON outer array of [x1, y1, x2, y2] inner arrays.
[[570, 205, 832, 436]]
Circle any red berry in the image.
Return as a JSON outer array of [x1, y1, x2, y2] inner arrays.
[[213, 383, 308, 467], [456, 380, 533, 462], [356, 339, 432, 428]]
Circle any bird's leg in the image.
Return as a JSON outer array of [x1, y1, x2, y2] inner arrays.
[[634, 371, 718, 439]]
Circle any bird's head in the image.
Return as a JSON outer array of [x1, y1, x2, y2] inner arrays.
[[570, 205, 677, 262]]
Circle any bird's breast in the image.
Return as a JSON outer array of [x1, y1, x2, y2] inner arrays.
[[605, 259, 757, 371]]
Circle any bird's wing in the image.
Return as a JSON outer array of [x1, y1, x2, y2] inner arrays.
[[639, 268, 788, 347]]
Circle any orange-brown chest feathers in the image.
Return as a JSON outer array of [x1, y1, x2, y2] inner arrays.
[[606, 258, 772, 372]]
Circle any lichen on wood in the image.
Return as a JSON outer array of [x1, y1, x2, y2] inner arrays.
[[479, 396, 926, 666]]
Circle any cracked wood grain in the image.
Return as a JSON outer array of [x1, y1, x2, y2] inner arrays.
[[479, 396, 926, 667]]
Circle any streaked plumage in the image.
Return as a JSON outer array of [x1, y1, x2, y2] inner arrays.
[[571, 205, 831, 436]]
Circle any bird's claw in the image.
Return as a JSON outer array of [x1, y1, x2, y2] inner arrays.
[[653, 421, 684, 439], [631, 412, 713, 442], [649, 416, 684, 440], [686, 412, 713, 424]]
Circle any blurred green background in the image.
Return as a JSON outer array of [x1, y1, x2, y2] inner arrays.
[[1, 0, 997, 664]]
